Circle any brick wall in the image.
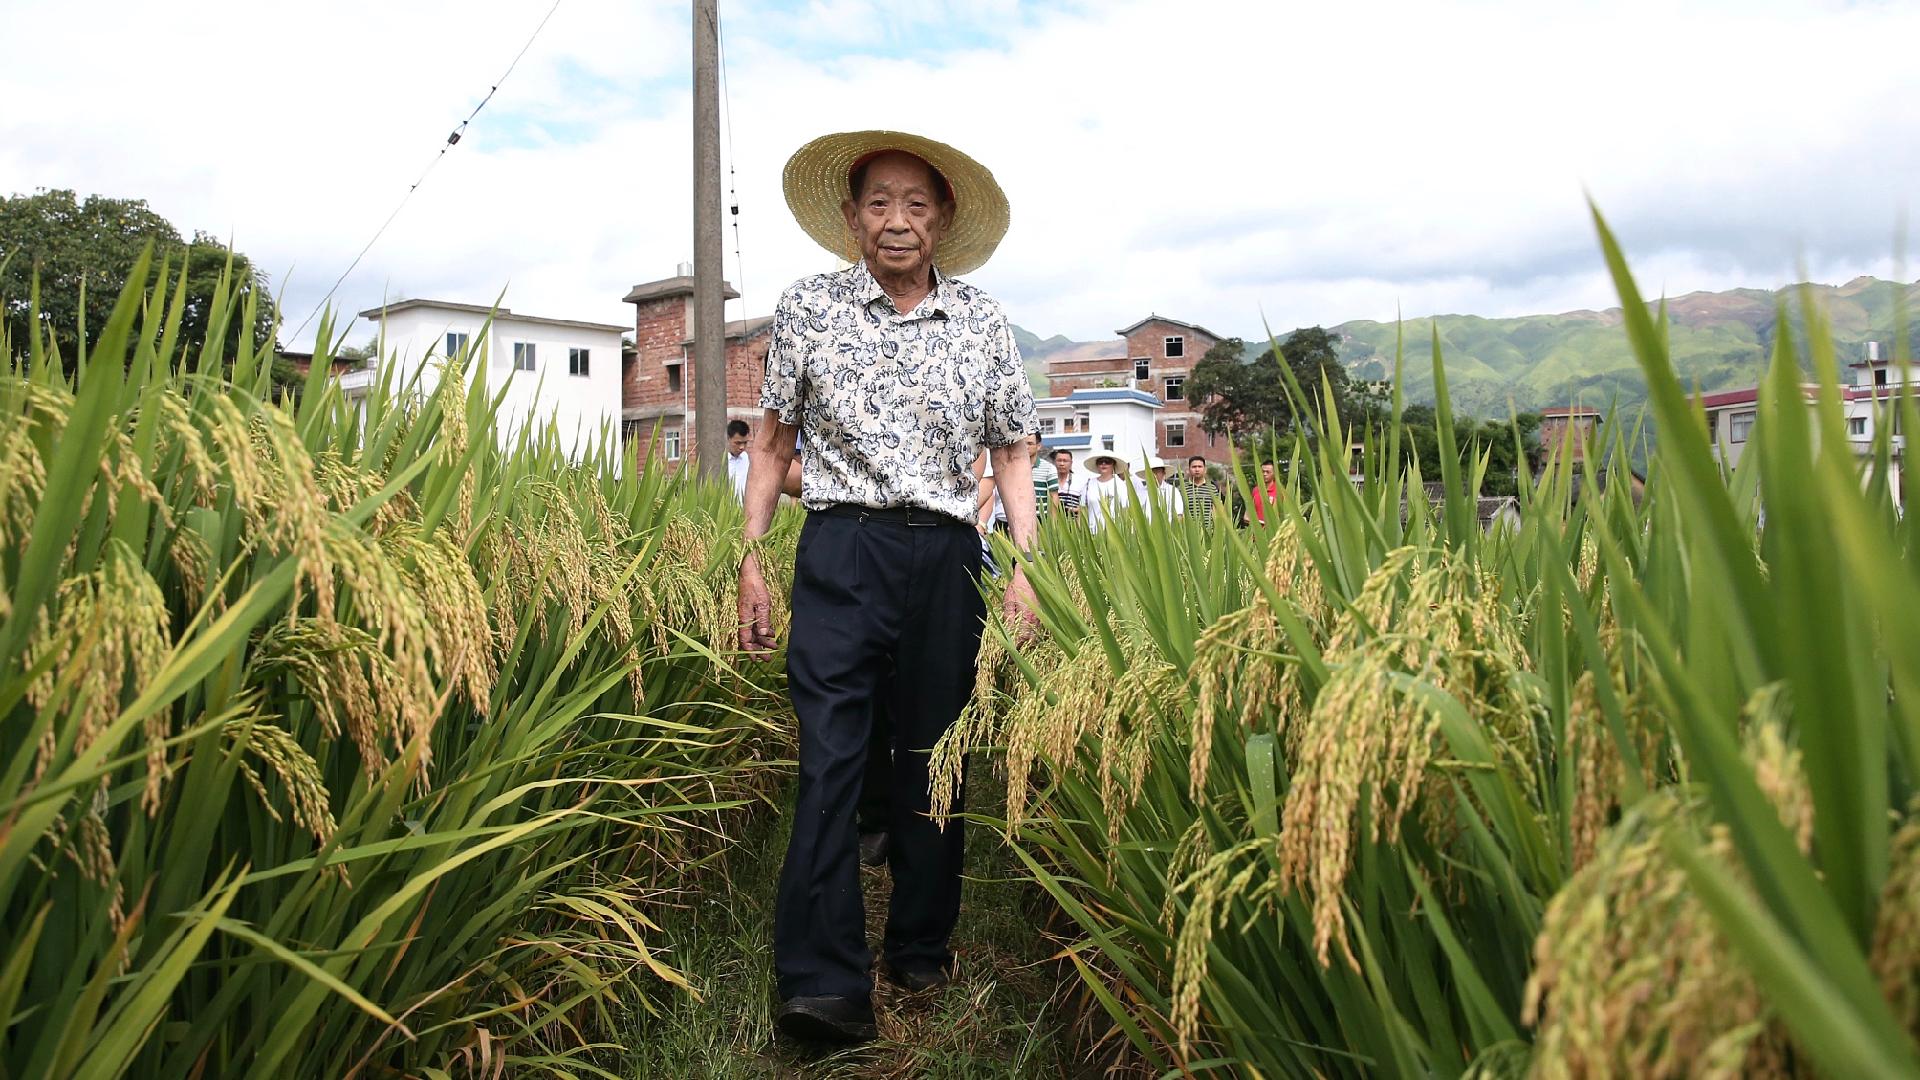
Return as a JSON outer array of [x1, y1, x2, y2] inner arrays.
[[1122, 319, 1228, 465], [1046, 356, 1132, 397], [623, 289, 772, 472], [624, 295, 689, 415]]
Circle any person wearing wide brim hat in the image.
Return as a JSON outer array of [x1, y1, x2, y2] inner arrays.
[[782, 129, 1010, 277], [1085, 451, 1130, 475], [737, 131, 1039, 1046]]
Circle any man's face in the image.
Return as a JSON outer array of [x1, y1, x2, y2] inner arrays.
[[1028, 433, 1044, 457], [1188, 460, 1207, 483], [728, 433, 750, 455], [1150, 467, 1168, 485], [841, 151, 952, 283], [1053, 452, 1073, 479], [1261, 463, 1276, 483]]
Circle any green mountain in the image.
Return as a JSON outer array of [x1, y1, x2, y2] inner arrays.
[[1017, 277, 1920, 416], [1321, 276, 1920, 415], [1010, 323, 1119, 396]]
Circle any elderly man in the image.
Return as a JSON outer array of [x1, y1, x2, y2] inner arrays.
[[737, 131, 1038, 1044]]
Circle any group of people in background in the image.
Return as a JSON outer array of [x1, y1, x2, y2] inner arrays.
[[726, 417, 1289, 539]]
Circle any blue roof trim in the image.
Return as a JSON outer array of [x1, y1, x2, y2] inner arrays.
[[1062, 388, 1164, 408], [1042, 435, 1091, 450]]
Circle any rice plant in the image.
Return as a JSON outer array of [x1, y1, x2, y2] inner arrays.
[[945, 210, 1920, 1077], [0, 251, 795, 1077]]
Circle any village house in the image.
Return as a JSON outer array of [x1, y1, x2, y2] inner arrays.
[[1036, 313, 1232, 473], [1538, 405, 1603, 461], [1119, 315, 1230, 465], [1700, 340, 1908, 503], [614, 279, 1239, 477], [1033, 387, 1164, 473], [620, 265, 773, 469], [347, 299, 628, 466]]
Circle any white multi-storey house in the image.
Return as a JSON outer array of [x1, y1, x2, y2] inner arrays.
[[1701, 340, 1908, 504], [1034, 387, 1166, 474], [345, 300, 628, 466]]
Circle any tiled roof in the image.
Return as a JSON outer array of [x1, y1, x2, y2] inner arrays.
[[678, 315, 774, 346], [622, 276, 740, 304], [1115, 314, 1227, 341]]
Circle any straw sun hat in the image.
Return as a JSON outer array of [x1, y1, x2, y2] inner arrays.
[[782, 130, 1010, 278]]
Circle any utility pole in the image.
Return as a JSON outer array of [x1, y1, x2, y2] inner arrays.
[[692, 0, 726, 478]]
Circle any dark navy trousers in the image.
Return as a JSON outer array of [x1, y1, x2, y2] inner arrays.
[[774, 509, 985, 1002]]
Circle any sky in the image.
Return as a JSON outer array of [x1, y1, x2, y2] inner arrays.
[[3, 0, 1917, 349]]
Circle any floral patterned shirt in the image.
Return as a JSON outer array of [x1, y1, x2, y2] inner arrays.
[[760, 262, 1038, 522]]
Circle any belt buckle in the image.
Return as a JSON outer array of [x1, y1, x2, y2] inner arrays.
[[905, 507, 938, 527]]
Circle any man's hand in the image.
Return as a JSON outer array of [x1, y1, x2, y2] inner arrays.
[[1003, 564, 1040, 642], [738, 552, 778, 655]]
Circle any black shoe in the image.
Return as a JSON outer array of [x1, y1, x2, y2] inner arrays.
[[858, 831, 889, 867], [775, 995, 877, 1044], [884, 959, 954, 993]]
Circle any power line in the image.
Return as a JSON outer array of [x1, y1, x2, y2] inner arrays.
[[289, 0, 565, 343], [715, 1, 745, 315]]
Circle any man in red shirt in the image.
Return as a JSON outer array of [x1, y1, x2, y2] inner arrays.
[[1251, 460, 1281, 525]]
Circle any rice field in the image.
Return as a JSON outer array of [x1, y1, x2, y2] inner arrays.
[[5, 211, 1920, 1077], [942, 212, 1920, 1077], [0, 250, 796, 1077]]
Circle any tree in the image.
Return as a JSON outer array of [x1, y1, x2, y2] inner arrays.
[[0, 189, 274, 366], [1395, 407, 1543, 496], [1187, 326, 1377, 443]]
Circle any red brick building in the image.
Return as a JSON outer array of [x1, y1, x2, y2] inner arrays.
[[1117, 315, 1228, 464], [621, 269, 773, 469], [1538, 405, 1603, 462]]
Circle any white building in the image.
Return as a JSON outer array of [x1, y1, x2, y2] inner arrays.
[[1035, 387, 1166, 473], [1701, 340, 1908, 503], [346, 300, 628, 465]]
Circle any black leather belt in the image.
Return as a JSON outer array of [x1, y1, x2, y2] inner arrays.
[[818, 503, 967, 528]]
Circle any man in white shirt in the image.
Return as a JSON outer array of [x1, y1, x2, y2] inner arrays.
[[726, 420, 752, 501], [1145, 456, 1184, 517], [1080, 453, 1132, 533]]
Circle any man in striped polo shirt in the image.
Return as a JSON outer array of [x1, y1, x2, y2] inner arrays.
[[1182, 455, 1221, 529]]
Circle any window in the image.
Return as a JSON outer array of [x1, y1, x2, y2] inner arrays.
[[621, 419, 644, 444], [512, 342, 536, 372], [1101, 434, 1115, 451], [1134, 358, 1151, 381], [568, 347, 590, 377], [663, 428, 683, 461], [1164, 376, 1185, 401], [1164, 335, 1185, 359], [1039, 417, 1057, 434], [666, 363, 683, 394], [1848, 416, 1868, 437], [1729, 412, 1755, 443], [1708, 411, 1718, 442], [1075, 409, 1090, 431], [446, 332, 470, 359], [1876, 368, 1889, 387], [1167, 421, 1186, 448]]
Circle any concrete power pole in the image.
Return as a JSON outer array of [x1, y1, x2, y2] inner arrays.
[[692, 0, 726, 478]]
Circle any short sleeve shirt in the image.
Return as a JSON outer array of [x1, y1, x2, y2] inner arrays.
[[760, 262, 1038, 522]]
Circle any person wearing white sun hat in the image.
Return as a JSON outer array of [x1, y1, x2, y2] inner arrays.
[[734, 130, 1038, 1045]]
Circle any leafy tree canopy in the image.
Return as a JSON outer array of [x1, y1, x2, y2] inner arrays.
[[0, 188, 275, 367], [1187, 326, 1386, 442]]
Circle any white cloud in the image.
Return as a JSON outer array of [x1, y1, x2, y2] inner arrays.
[[2, 0, 1915, 351]]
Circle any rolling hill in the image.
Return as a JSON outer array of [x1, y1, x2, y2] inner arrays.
[[1014, 276, 1920, 415]]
